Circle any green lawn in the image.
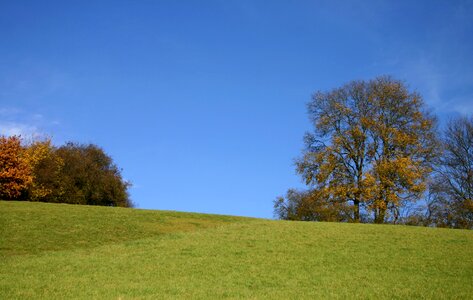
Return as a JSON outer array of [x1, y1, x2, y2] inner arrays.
[[1, 201, 472, 299]]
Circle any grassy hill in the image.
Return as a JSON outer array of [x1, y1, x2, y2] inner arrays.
[[1, 201, 472, 299]]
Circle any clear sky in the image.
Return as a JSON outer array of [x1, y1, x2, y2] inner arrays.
[[1, 0, 472, 218]]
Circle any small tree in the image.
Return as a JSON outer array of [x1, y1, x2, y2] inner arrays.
[[0, 135, 32, 199], [274, 189, 352, 222], [430, 116, 473, 229]]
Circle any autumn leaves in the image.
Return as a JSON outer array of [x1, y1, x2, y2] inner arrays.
[[277, 77, 439, 224], [0, 137, 131, 207]]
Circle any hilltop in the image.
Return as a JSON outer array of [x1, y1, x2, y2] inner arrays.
[[1, 201, 472, 299]]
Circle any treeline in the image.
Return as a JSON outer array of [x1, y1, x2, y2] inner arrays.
[[0, 136, 132, 207], [275, 76, 473, 229]]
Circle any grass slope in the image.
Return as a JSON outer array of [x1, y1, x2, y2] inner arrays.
[[1, 201, 472, 299]]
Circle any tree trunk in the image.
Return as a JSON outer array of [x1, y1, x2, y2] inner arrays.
[[375, 207, 386, 224], [354, 200, 360, 222]]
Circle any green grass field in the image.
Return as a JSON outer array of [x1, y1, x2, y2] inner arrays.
[[1, 201, 472, 299]]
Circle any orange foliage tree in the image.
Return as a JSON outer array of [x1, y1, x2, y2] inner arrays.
[[0, 135, 32, 199]]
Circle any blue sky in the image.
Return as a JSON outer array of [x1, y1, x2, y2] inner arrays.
[[1, 0, 472, 218]]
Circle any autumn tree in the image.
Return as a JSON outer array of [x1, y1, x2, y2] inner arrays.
[[365, 77, 438, 223], [23, 138, 64, 202], [288, 76, 438, 223], [429, 116, 473, 229], [0, 135, 32, 199]]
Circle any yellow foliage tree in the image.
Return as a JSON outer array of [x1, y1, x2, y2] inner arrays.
[[296, 77, 438, 223], [23, 138, 64, 202]]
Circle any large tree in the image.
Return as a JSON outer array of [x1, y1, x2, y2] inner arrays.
[[55, 142, 132, 207], [293, 77, 438, 223]]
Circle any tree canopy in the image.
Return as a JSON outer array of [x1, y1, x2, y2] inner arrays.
[[428, 117, 473, 229], [55, 142, 132, 207], [277, 77, 438, 223], [0, 136, 32, 199], [0, 136, 132, 207]]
